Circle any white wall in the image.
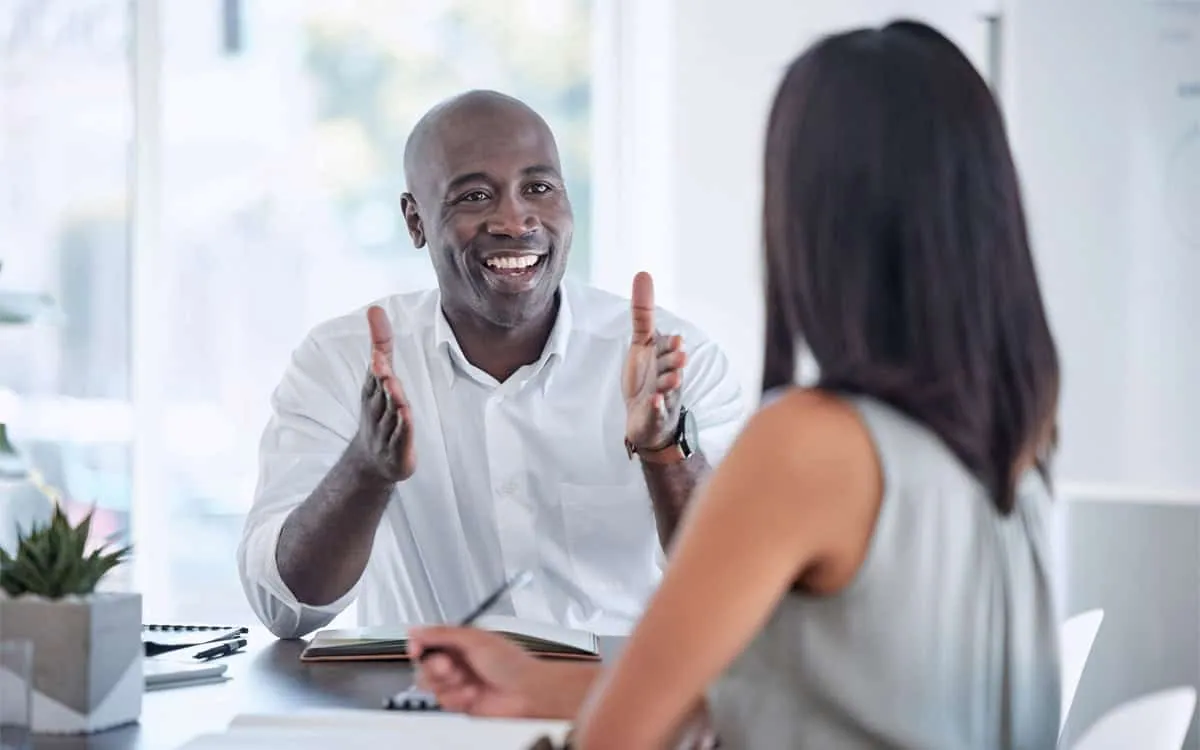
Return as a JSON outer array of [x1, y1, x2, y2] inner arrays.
[[601, 0, 996, 406], [1004, 0, 1200, 491], [606, 0, 1199, 494]]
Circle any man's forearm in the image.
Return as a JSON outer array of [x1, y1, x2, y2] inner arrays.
[[640, 452, 711, 550], [275, 442, 395, 607]]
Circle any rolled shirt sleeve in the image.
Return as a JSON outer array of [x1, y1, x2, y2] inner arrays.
[[237, 328, 368, 639], [679, 331, 750, 466]]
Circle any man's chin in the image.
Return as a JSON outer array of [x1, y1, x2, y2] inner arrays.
[[477, 283, 560, 329]]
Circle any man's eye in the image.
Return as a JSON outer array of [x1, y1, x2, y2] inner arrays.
[[460, 190, 489, 203], [526, 182, 553, 195]]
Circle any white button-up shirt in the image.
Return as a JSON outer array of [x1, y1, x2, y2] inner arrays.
[[238, 281, 747, 638]]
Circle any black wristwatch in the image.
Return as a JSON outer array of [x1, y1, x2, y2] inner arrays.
[[625, 407, 699, 465]]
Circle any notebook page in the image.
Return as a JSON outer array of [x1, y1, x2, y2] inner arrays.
[[179, 729, 558, 750], [475, 614, 598, 654], [176, 711, 571, 749], [230, 709, 569, 732], [307, 617, 597, 655], [308, 626, 412, 645]]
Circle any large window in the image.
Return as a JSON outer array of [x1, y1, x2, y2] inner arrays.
[[1, 0, 594, 624], [0, 1, 134, 587]]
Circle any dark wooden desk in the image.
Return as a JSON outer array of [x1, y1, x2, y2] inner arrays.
[[33, 632, 621, 750]]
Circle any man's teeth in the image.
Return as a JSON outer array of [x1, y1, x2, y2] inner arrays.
[[485, 255, 539, 270]]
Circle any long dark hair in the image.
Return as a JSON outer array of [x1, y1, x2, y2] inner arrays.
[[761, 20, 1059, 513]]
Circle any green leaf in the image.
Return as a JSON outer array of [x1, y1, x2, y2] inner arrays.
[[5, 563, 50, 597], [51, 526, 74, 579], [0, 502, 133, 598], [22, 532, 51, 572], [0, 570, 26, 597], [50, 504, 69, 533], [72, 510, 93, 560]]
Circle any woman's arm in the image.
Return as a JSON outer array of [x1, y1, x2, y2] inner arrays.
[[572, 390, 883, 749]]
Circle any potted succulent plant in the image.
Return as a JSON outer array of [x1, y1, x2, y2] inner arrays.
[[0, 503, 141, 734]]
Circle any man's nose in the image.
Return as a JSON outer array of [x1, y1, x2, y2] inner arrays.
[[485, 192, 540, 239]]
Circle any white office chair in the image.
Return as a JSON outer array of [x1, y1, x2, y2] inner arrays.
[[1060, 609, 1104, 734], [1071, 686, 1197, 750]]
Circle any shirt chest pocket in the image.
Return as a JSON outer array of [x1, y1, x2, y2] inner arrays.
[[556, 480, 662, 599]]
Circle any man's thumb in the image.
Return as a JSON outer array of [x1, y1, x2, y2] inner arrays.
[[367, 305, 394, 355], [630, 271, 655, 343]]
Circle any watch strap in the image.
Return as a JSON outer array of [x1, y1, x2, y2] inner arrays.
[[625, 437, 687, 465], [625, 408, 690, 465]]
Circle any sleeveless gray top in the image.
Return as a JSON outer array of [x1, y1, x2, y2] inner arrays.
[[707, 396, 1061, 749]]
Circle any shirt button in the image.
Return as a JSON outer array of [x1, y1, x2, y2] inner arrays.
[[497, 480, 519, 496]]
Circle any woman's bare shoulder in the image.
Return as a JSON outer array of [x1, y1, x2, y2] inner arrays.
[[738, 387, 872, 460]]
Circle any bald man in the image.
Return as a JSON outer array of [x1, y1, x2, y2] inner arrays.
[[238, 91, 746, 639]]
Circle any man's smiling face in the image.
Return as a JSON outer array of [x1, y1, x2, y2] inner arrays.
[[402, 94, 573, 329]]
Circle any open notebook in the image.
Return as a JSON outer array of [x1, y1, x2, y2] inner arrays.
[[299, 614, 600, 662]]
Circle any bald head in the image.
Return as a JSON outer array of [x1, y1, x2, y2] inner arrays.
[[403, 90, 560, 200]]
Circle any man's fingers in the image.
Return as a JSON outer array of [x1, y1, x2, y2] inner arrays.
[[379, 394, 399, 437], [630, 271, 656, 344], [383, 374, 409, 408], [656, 371, 682, 392], [372, 349, 409, 405], [655, 333, 682, 355], [370, 347, 412, 432], [361, 370, 378, 401], [656, 349, 687, 372], [372, 349, 393, 379], [387, 407, 410, 453], [367, 305, 395, 359], [367, 377, 388, 421]]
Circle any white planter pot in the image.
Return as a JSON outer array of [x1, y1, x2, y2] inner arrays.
[[0, 592, 142, 734]]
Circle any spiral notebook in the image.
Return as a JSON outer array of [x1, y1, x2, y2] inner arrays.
[[300, 615, 599, 662], [143, 624, 248, 657]]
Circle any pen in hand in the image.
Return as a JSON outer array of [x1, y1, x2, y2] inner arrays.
[[417, 569, 533, 663], [383, 570, 533, 711]]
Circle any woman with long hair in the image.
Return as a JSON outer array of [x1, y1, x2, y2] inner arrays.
[[411, 19, 1063, 748]]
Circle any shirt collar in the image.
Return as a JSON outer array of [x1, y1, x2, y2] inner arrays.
[[433, 283, 573, 395]]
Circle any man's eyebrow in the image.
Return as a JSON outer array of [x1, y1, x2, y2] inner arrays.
[[524, 164, 562, 179], [444, 171, 491, 195], [444, 165, 562, 195]]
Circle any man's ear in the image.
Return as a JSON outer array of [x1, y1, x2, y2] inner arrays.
[[400, 193, 426, 248]]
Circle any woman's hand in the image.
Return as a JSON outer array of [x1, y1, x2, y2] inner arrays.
[[410, 627, 597, 719]]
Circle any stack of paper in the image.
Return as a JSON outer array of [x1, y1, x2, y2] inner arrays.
[[144, 658, 229, 691], [175, 709, 571, 749]]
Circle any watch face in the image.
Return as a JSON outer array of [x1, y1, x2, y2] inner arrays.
[[681, 409, 699, 455]]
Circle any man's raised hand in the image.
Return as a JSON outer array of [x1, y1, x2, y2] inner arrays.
[[352, 305, 416, 483], [622, 272, 686, 450]]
